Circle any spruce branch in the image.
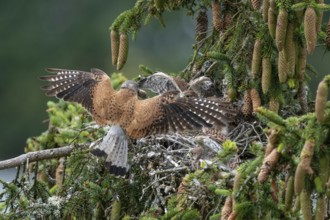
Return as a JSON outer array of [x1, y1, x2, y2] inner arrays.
[[0, 144, 89, 170]]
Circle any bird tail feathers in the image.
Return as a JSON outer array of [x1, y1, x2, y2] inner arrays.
[[91, 125, 129, 176]]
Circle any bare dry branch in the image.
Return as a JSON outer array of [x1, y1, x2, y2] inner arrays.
[[0, 145, 88, 170]]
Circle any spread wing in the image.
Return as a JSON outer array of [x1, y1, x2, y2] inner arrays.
[[40, 68, 237, 139], [40, 68, 110, 113], [125, 91, 234, 138]]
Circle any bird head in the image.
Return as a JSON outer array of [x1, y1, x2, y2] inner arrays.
[[121, 80, 147, 99], [120, 80, 139, 91]]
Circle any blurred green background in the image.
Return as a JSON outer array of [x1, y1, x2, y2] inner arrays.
[[0, 1, 329, 160]]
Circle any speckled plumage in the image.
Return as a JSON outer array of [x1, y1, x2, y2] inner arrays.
[[189, 76, 214, 98], [138, 72, 183, 94], [41, 68, 234, 138]]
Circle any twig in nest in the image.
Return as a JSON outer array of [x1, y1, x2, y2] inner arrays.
[[139, 175, 170, 202], [149, 166, 189, 176]]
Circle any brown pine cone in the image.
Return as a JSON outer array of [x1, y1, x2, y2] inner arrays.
[[262, 57, 271, 94], [315, 80, 328, 124], [262, 0, 270, 22], [278, 51, 288, 83], [212, 1, 222, 32], [221, 196, 233, 220], [276, 8, 288, 51], [250, 88, 261, 112], [110, 30, 119, 66], [242, 90, 253, 116], [284, 23, 296, 78], [296, 46, 307, 82], [258, 148, 281, 183], [251, 39, 262, 79], [251, 0, 260, 10], [304, 7, 317, 54], [300, 190, 312, 219], [316, 0, 324, 32], [268, 0, 277, 38], [117, 33, 129, 70]]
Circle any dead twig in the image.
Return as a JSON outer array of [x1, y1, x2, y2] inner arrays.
[[149, 166, 189, 176]]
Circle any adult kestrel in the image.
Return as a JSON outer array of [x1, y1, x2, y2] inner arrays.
[[40, 68, 234, 175]]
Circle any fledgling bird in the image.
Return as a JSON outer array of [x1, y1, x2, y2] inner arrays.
[[40, 68, 234, 175], [138, 71, 188, 94], [138, 72, 215, 98], [188, 76, 215, 98]]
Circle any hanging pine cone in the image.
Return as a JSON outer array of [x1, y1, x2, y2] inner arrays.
[[221, 196, 233, 220], [251, 0, 260, 10], [228, 212, 238, 220], [196, 9, 208, 43], [242, 90, 253, 116], [251, 39, 262, 79], [276, 8, 288, 51], [269, 97, 280, 113], [268, 0, 277, 38], [284, 176, 294, 211], [265, 128, 279, 157], [298, 82, 309, 114], [211, 0, 222, 32], [304, 7, 317, 54], [258, 148, 281, 183], [268, 10, 276, 38], [315, 196, 326, 220], [326, 17, 330, 49], [262, 0, 270, 22], [110, 30, 119, 66], [278, 51, 288, 83], [315, 79, 328, 124], [296, 46, 307, 82], [316, 0, 324, 32], [262, 57, 271, 94], [269, 0, 276, 11], [233, 172, 242, 194], [117, 33, 129, 70], [294, 164, 305, 196], [300, 191, 312, 219], [284, 23, 296, 78], [250, 88, 261, 112], [299, 139, 315, 175]]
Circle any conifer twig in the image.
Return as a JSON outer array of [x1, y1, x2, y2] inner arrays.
[[0, 145, 89, 170]]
